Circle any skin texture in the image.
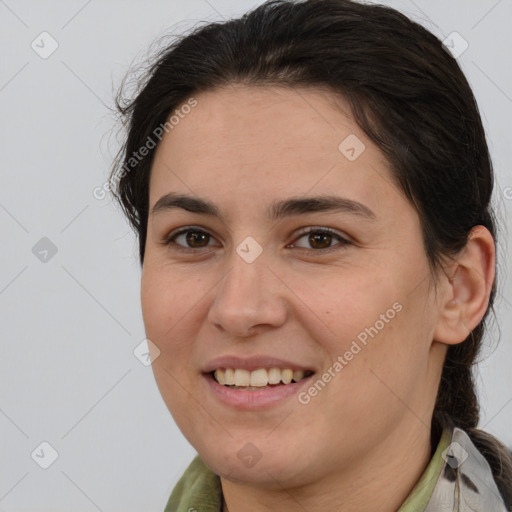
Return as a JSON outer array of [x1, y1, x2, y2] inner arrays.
[[140, 85, 495, 511]]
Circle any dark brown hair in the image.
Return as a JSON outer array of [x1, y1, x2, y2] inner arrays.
[[109, 0, 512, 503]]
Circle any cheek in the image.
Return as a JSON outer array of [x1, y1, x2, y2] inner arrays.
[[300, 264, 430, 393], [319, 280, 435, 423], [290, 265, 403, 354], [140, 265, 205, 358], [140, 266, 209, 428]]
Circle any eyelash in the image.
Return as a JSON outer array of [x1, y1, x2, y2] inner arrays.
[[160, 226, 351, 254]]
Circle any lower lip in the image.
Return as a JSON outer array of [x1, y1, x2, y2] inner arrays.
[[203, 373, 314, 410]]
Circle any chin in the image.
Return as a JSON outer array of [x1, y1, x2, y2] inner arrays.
[[198, 442, 317, 489]]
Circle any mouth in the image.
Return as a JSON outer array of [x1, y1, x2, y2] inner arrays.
[[209, 367, 315, 391]]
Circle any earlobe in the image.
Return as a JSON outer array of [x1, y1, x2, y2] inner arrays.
[[433, 226, 495, 346]]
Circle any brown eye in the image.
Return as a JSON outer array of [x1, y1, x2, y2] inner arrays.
[[291, 228, 350, 251], [308, 232, 332, 249], [184, 231, 210, 248], [164, 228, 217, 250]]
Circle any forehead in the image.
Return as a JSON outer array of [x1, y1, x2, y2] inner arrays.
[[157, 84, 362, 157], [148, 85, 399, 216]]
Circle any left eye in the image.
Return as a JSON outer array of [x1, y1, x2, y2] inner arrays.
[[289, 228, 350, 250], [162, 227, 350, 253]]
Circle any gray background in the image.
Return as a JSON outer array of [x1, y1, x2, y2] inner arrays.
[[1, 0, 511, 510]]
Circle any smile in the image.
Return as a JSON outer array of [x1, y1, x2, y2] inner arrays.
[[212, 368, 314, 389]]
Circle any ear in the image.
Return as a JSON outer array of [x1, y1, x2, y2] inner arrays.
[[433, 226, 495, 346]]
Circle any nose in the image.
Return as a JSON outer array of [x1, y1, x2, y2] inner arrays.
[[207, 253, 288, 338]]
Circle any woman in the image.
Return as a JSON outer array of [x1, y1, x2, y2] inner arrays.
[[110, 0, 511, 510]]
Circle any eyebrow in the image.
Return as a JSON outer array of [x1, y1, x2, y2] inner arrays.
[[150, 192, 376, 222]]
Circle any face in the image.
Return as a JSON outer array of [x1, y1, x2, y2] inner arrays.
[[141, 85, 446, 488]]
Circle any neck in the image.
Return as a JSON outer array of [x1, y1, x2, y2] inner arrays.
[[220, 420, 433, 512]]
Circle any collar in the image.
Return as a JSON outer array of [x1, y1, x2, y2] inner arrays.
[[424, 427, 507, 511], [164, 427, 507, 511]]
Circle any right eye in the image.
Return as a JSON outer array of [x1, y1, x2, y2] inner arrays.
[[162, 227, 219, 251]]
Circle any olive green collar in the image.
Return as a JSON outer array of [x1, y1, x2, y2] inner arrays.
[[164, 427, 507, 511]]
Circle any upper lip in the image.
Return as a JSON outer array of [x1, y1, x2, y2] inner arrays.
[[202, 355, 315, 374]]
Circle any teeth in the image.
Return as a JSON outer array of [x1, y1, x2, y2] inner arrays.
[[234, 369, 250, 386], [282, 369, 293, 384], [224, 368, 235, 385], [268, 367, 281, 384], [215, 369, 225, 385], [293, 370, 305, 382], [213, 367, 311, 387], [250, 369, 268, 387]]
